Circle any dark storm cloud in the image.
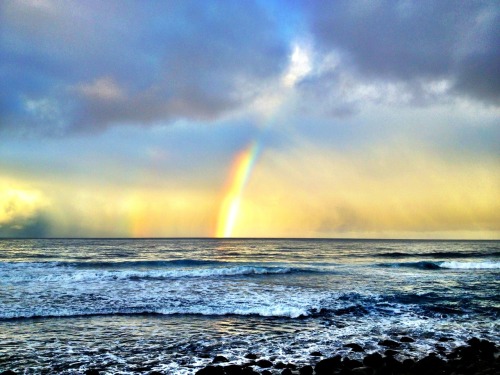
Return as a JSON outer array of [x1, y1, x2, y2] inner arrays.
[[0, 0, 288, 134], [303, 0, 499, 107], [0, 214, 51, 238]]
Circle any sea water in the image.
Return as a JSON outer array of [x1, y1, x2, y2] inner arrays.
[[0, 238, 498, 374]]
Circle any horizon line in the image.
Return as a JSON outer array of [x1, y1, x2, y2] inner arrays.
[[0, 237, 498, 241]]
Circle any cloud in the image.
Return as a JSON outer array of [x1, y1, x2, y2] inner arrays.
[[0, 176, 222, 238], [0, 184, 51, 237], [300, 0, 499, 114], [75, 77, 124, 101], [1, 0, 288, 134]]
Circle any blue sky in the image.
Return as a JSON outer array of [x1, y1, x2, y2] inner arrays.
[[1, 0, 499, 238]]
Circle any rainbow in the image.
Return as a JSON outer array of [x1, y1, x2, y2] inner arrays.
[[215, 141, 261, 237]]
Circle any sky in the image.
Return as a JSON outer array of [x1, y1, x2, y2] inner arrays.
[[0, 0, 499, 239]]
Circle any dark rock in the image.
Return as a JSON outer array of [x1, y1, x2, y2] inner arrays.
[[400, 336, 415, 343], [384, 356, 403, 372], [299, 365, 313, 375], [212, 355, 229, 363], [363, 353, 384, 368], [445, 351, 457, 360], [435, 344, 446, 352], [457, 346, 478, 362], [310, 351, 323, 356], [402, 358, 415, 371], [245, 353, 258, 360], [0, 371, 17, 375], [438, 336, 453, 342], [479, 339, 497, 360], [241, 368, 258, 375], [261, 371, 272, 375], [286, 363, 297, 370], [256, 359, 273, 368], [384, 349, 399, 357], [315, 355, 342, 374], [378, 339, 401, 348], [342, 358, 363, 370], [196, 366, 224, 375], [85, 370, 100, 375], [281, 369, 292, 375], [467, 337, 481, 348], [149, 372, 164, 375], [274, 362, 287, 369], [345, 343, 364, 352], [224, 365, 243, 375], [415, 355, 446, 373], [350, 367, 373, 375]]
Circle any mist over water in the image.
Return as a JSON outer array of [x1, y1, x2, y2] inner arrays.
[[0, 239, 498, 374]]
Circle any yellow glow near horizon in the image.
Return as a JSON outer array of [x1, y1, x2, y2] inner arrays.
[[226, 142, 500, 239], [0, 185, 47, 227], [1, 137, 498, 239]]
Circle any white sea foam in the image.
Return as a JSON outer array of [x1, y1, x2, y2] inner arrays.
[[0, 300, 313, 319], [0, 279, 339, 320], [439, 261, 500, 269], [0, 265, 295, 283], [157, 305, 310, 319]]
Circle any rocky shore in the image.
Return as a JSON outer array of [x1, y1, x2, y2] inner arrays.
[[194, 337, 499, 375], [0, 337, 498, 375]]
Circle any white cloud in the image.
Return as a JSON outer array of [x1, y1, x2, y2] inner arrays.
[[76, 77, 125, 101], [282, 43, 312, 88]]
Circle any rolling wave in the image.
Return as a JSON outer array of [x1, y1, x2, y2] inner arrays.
[[0, 265, 326, 283], [379, 261, 500, 270], [0, 306, 313, 320], [63, 259, 227, 268], [375, 251, 500, 258], [439, 261, 500, 269], [0, 291, 382, 320], [3, 291, 495, 321], [0, 259, 228, 269]]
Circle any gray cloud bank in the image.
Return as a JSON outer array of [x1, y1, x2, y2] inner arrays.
[[1, 0, 287, 134], [302, 0, 499, 110], [1, 0, 498, 135]]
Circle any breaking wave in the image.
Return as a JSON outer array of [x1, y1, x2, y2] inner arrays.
[[439, 261, 500, 269], [379, 261, 500, 270], [375, 251, 500, 259], [0, 264, 331, 283]]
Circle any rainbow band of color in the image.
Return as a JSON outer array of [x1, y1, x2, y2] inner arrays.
[[216, 141, 261, 238]]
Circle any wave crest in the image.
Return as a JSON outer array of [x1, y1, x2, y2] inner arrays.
[[1, 265, 298, 283], [439, 261, 500, 269], [379, 261, 500, 270]]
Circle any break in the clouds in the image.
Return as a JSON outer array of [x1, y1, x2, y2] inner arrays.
[[1, 0, 288, 134]]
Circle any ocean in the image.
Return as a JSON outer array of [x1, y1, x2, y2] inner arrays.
[[0, 238, 498, 374]]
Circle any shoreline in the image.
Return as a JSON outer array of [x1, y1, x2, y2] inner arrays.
[[1, 336, 498, 375], [193, 337, 499, 375]]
